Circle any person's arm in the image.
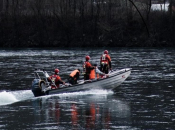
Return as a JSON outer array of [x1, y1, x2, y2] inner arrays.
[[47, 77, 51, 82], [86, 62, 95, 70], [75, 72, 80, 80], [109, 61, 111, 69], [100, 56, 102, 63], [96, 67, 105, 75], [107, 55, 112, 69], [56, 76, 65, 85], [89, 65, 95, 70], [59, 79, 65, 85]]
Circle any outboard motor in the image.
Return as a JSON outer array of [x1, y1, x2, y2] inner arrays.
[[31, 79, 45, 97], [31, 69, 50, 97]]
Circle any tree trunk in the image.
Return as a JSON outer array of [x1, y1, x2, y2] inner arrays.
[[128, 0, 150, 37]]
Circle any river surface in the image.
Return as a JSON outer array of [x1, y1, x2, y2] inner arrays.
[[0, 48, 175, 130]]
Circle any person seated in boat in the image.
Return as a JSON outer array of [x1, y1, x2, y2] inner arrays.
[[100, 50, 112, 74], [83, 55, 95, 80], [68, 69, 80, 85], [89, 64, 106, 80], [47, 69, 65, 89]]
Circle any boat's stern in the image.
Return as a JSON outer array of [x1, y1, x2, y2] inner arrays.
[[31, 69, 50, 97], [31, 79, 45, 97]]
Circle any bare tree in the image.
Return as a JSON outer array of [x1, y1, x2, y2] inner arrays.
[[128, 0, 149, 37]]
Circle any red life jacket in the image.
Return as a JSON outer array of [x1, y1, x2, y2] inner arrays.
[[89, 69, 100, 80], [101, 54, 111, 65], [101, 54, 108, 65], [84, 61, 92, 74], [49, 74, 61, 89], [89, 69, 95, 79]]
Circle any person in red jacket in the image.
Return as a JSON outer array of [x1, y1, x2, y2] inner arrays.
[[83, 55, 95, 80], [100, 50, 112, 74], [68, 69, 80, 85], [48, 69, 65, 89]]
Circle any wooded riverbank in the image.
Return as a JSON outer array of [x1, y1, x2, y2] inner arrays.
[[0, 0, 174, 47]]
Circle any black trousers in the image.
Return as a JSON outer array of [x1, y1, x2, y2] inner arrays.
[[100, 64, 109, 74], [84, 73, 90, 80], [68, 76, 77, 85]]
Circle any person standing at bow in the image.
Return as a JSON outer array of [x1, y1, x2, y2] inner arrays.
[[83, 55, 95, 80], [100, 50, 112, 74], [48, 69, 65, 89], [68, 69, 80, 85]]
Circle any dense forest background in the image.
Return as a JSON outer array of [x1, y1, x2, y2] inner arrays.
[[0, 0, 175, 47]]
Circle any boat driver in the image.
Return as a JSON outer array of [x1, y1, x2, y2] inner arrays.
[[48, 69, 65, 89]]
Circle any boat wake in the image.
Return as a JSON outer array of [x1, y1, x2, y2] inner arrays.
[[0, 90, 34, 106], [58, 89, 114, 97], [0, 89, 113, 106]]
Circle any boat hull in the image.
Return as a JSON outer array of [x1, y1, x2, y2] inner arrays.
[[46, 68, 131, 95]]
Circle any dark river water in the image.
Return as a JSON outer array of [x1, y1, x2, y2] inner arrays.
[[0, 48, 175, 130]]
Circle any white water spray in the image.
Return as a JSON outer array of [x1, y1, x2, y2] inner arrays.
[[0, 89, 113, 106], [0, 90, 34, 106], [0, 91, 18, 105], [55, 89, 114, 98]]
